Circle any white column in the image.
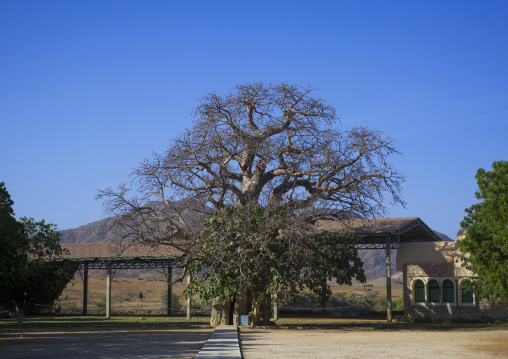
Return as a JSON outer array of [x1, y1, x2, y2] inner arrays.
[[386, 236, 392, 322], [106, 261, 112, 319], [167, 265, 173, 316], [186, 274, 192, 320]]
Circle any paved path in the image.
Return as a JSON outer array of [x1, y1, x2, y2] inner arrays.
[[0, 328, 213, 358], [195, 325, 242, 358], [0, 325, 244, 358]]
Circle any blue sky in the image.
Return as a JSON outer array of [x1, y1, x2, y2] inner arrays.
[[1, 1, 507, 239]]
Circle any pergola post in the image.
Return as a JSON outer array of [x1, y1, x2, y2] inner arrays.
[[273, 292, 278, 321], [82, 263, 88, 315], [385, 235, 392, 322], [186, 273, 192, 320], [167, 265, 173, 316], [106, 261, 112, 319]]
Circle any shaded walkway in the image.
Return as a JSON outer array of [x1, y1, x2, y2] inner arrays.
[[0, 328, 212, 359], [195, 325, 242, 358]]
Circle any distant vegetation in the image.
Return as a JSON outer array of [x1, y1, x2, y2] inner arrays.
[[279, 291, 403, 316]]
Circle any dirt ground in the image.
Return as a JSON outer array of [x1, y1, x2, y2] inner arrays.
[[240, 328, 508, 359]]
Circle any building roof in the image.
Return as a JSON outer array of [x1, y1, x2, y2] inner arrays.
[[315, 217, 441, 248], [48, 242, 181, 269], [58, 242, 181, 260], [52, 217, 440, 265]]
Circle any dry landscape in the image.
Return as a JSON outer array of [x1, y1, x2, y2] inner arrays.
[[58, 274, 403, 315], [59, 274, 191, 314]]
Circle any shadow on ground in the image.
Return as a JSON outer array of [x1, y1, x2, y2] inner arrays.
[[0, 329, 213, 359]]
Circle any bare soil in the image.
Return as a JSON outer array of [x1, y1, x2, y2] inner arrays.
[[240, 327, 508, 358]]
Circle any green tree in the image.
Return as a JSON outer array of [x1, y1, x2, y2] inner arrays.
[[0, 183, 76, 325], [459, 161, 508, 302], [187, 206, 365, 324], [98, 83, 404, 325], [0, 183, 28, 309]]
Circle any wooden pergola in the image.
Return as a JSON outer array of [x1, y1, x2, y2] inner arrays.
[[50, 217, 441, 322], [50, 242, 182, 319]]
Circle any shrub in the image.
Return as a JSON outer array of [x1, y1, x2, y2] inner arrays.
[[394, 314, 411, 322], [413, 315, 432, 323], [393, 296, 404, 311], [95, 296, 106, 314], [160, 291, 183, 312]]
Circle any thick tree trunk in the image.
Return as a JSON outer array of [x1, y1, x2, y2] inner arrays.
[[320, 286, 327, 316], [232, 296, 249, 326], [210, 302, 229, 327], [210, 297, 249, 326], [320, 299, 327, 316], [252, 302, 261, 326], [252, 301, 271, 326]]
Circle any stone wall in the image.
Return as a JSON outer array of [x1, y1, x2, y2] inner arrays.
[[403, 263, 508, 320]]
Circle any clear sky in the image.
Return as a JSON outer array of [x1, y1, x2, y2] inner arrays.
[[1, 1, 507, 239]]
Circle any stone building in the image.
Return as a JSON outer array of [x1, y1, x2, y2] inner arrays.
[[396, 229, 508, 320]]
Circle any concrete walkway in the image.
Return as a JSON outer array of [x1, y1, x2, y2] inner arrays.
[[0, 328, 213, 359], [195, 325, 242, 358]]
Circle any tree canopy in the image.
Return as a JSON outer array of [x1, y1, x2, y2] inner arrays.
[[98, 83, 404, 325], [459, 160, 508, 302], [0, 182, 27, 307], [186, 205, 365, 324], [0, 182, 75, 325]]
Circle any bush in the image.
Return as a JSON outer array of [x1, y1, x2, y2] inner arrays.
[[369, 293, 386, 312], [393, 296, 404, 311], [191, 298, 212, 314], [160, 291, 183, 312], [289, 292, 320, 309], [279, 291, 391, 315], [474, 316, 502, 324], [413, 315, 432, 323], [394, 314, 411, 322], [95, 296, 106, 314]]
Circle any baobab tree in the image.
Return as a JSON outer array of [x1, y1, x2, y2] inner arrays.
[[98, 82, 404, 325]]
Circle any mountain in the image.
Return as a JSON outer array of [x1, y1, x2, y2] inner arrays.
[[59, 218, 111, 244]]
